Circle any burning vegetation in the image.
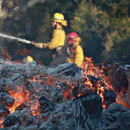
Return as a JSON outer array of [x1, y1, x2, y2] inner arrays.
[[0, 57, 130, 130]]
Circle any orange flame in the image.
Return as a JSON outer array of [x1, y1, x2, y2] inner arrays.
[[63, 86, 74, 100], [30, 100, 40, 116], [44, 75, 57, 86], [0, 118, 4, 128], [8, 86, 40, 116], [81, 57, 96, 77], [8, 86, 30, 113], [28, 75, 43, 85], [81, 57, 107, 108]]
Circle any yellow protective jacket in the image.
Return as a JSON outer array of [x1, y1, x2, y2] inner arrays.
[[66, 42, 84, 68], [46, 25, 66, 50]]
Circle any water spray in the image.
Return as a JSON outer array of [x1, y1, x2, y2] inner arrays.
[[0, 33, 32, 44]]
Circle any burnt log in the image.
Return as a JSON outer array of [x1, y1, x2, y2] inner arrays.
[[0, 75, 25, 92], [103, 63, 128, 92], [39, 96, 54, 113], [104, 103, 128, 124], [0, 78, 14, 92], [3, 111, 20, 127], [0, 58, 130, 130], [104, 90, 116, 108], [98, 103, 130, 130], [0, 65, 16, 77], [51, 87, 64, 103], [100, 62, 130, 107], [0, 92, 14, 107], [0, 103, 10, 117], [48, 63, 82, 79], [73, 94, 104, 130], [26, 81, 42, 94], [20, 125, 38, 130], [3, 110, 31, 128]]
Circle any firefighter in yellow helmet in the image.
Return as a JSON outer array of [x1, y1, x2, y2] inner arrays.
[[66, 32, 84, 67], [33, 13, 67, 60]]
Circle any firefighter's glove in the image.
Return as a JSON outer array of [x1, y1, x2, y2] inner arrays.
[[42, 43, 48, 48], [34, 43, 43, 48]]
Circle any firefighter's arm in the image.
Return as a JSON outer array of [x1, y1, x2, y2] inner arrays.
[[33, 42, 48, 48], [74, 46, 84, 67]]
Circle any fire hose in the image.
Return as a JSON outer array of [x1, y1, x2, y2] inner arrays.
[[0, 32, 33, 44]]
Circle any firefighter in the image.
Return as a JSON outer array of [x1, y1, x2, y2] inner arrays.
[[33, 13, 67, 61], [66, 32, 84, 67]]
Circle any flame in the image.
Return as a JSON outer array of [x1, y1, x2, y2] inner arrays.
[[0, 46, 32, 62], [8, 86, 30, 113], [7, 86, 40, 116], [44, 75, 57, 86], [40, 114, 50, 122], [97, 85, 106, 109], [81, 57, 96, 77], [30, 100, 40, 116], [84, 80, 93, 88], [29, 74, 76, 100], [1, 47, 12, 60], [0, 118, 4, 128], [81, 57, 107, 108], [28, 75, 43, 85], [77, 93, 83, 97], [63, 86, 74, 100]]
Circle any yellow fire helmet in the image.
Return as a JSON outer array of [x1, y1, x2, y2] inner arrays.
[[53, 13, 67, 26], [27, 56, 33, 63]]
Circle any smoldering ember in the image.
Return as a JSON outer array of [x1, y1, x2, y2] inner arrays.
[[0, 57, 130, 130]]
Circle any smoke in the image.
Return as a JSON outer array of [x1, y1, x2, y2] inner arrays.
[[1, 0, 53, 13], [0, 0, 6, 18], [27, 0, 47, 7]]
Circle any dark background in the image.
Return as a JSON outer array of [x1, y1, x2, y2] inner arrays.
[[0, 0, 130, 65]]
